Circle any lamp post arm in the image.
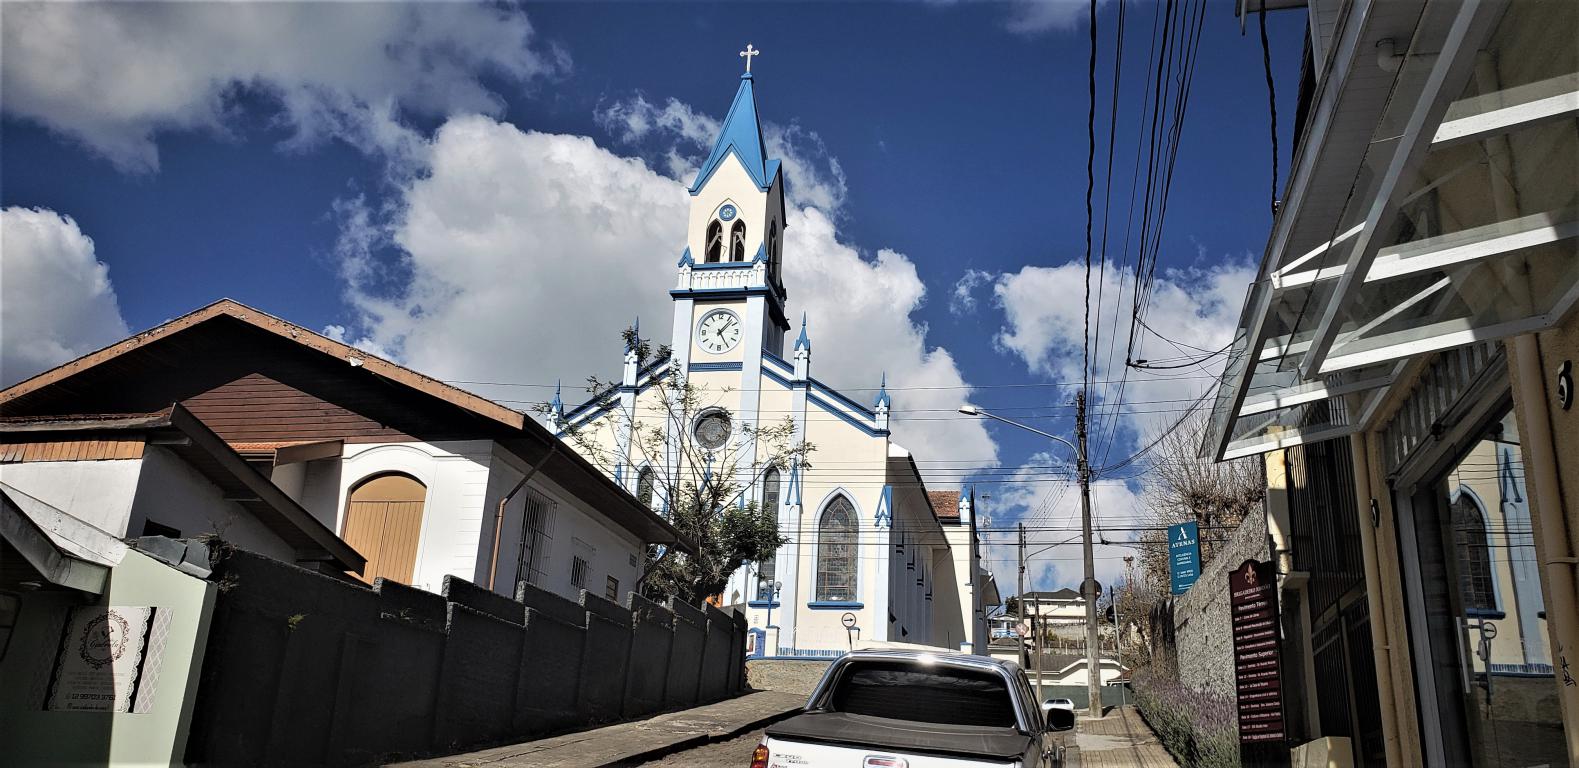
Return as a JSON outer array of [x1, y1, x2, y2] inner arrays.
[[968, 408, 1084, 461]]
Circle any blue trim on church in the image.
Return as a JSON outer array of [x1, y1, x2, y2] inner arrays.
[[811, 378, 877, 418], [808, 394, 881, 437], [763, 351, 793, 374], [762, 367, 792, 388], [689, 361, 743, 372]]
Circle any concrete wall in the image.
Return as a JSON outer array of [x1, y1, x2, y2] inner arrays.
[[1173, 508, 1269, 699], [0, 549, 217, 766], [184, 548, 748, 767]]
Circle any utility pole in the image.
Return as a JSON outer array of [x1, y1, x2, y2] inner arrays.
[[1017, 522, 1026, 666], [1078, 388, 1101, 719]]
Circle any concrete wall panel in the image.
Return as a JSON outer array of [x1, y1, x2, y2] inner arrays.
[[188, 550, 746, 766]]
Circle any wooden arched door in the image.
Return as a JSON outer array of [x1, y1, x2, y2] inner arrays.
[[342, 474, 425, 584]]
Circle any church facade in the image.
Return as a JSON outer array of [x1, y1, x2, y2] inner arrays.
[[554, 62, 998, 656]]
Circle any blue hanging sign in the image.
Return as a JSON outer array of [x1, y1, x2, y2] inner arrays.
[[1169, 521, 1201, 595]]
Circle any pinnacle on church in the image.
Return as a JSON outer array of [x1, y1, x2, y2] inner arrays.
[[874, 372, 892, 410], [794, 313, 811, 351], [550, 379, 564, 417], [689, 53, 779, 194], [678, 247, 694, 267]]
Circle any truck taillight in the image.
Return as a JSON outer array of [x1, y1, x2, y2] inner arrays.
[[749, 743, 770, 768], [864, 758, 908, 768]]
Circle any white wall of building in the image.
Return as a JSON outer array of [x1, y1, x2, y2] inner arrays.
[[1, 452, 296, 563], [335, 440, 494, 594], [484, 446, 644, 604], [0, 459, 140, 535], [127, 447, 297, 563]]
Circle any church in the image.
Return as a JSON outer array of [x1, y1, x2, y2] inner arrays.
[[553, 51, 999, 657]]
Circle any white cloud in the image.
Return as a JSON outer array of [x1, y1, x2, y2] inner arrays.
[[949, 268, 995, 315], [1003, 0, 1104, 35], [335, 112, 994, 484], [0, 2, 567, 172], [594, 94, 848, 215], [971, 258, 1255, 591], [1, 207, 130, 386], [992, 259, 1254, 450]]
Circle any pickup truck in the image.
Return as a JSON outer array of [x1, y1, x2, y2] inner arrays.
[[751, 649, 1073, 767]]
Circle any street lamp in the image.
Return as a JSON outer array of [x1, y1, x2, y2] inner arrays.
[[757, 576, 782, 629], [960, 401, 1104, 719]]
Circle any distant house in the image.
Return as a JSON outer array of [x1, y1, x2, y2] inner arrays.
[[0, 299, 689, 600]]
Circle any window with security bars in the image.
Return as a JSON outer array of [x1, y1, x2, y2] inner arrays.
[[815, 496, 857, 602], [514, 488, 556, 595], [571, 556, 589, 590]]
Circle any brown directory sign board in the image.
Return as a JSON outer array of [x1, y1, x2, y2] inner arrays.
[[1230, 559, 1285, 748]]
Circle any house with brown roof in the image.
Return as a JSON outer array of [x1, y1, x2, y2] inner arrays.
[[1, 299, 688, 601]]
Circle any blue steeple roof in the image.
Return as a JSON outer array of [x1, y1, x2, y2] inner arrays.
[[689, 73, 781, 194], [874, 372, 891, 409], [794, 312, 810, 351]]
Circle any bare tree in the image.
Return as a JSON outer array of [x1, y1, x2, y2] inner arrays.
[[545, 327, 813, 606], [1142, 411, 1264, 566]]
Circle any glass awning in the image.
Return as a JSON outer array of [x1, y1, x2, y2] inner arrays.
[[1206, 0, 1579, 460]]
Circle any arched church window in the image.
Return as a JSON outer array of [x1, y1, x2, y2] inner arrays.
[[762, 466, 781, 512], [636, 466, 655, 509], [1452, 490, 1497, 613], [816, 495, 857, 602], [767, 221, 780, 283], [730, 220, 747, 261], [705, 220, 723, 263]]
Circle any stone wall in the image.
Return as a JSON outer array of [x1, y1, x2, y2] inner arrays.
[[184, 548, 747, 767], [1174, 509, 1269, 698]]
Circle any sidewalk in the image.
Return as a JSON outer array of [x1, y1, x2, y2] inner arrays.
[[393, 690, 804, 768], [1069, 705, 1179, 768]]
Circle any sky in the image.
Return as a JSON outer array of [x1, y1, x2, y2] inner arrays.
[[0, 0, 1307, 595]]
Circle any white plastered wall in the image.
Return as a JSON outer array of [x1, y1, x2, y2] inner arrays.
[[335, 440, 493, 594]]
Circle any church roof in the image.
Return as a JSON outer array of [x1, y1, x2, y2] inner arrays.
[[928, 490, 961, 520], [689, 73, 781, 194]]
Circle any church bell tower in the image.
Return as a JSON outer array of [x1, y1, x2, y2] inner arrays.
[[670, 45, 790, 378]]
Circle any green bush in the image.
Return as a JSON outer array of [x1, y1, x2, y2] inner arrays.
[[1132, 669, 1240, 768]]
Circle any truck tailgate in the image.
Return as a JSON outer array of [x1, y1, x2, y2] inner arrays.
[[764, 712, 1031, 766]]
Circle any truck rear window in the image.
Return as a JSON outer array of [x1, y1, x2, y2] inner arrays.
[[826, 661, 1017, 728]]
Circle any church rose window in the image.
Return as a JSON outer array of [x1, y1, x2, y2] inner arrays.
[[693, 411, 732, 450], [816, 496, 857, 602]]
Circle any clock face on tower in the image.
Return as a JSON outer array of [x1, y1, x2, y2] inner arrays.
[[697, 309, 742, 354]]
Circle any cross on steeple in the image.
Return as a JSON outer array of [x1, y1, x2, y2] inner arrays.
[[739, 43, 760, 73]]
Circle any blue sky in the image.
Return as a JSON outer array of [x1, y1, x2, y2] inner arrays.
[[1, 1, 1306, 591]]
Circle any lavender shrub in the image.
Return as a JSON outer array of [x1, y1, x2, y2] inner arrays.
[[1132, 669, 1240, 768]]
